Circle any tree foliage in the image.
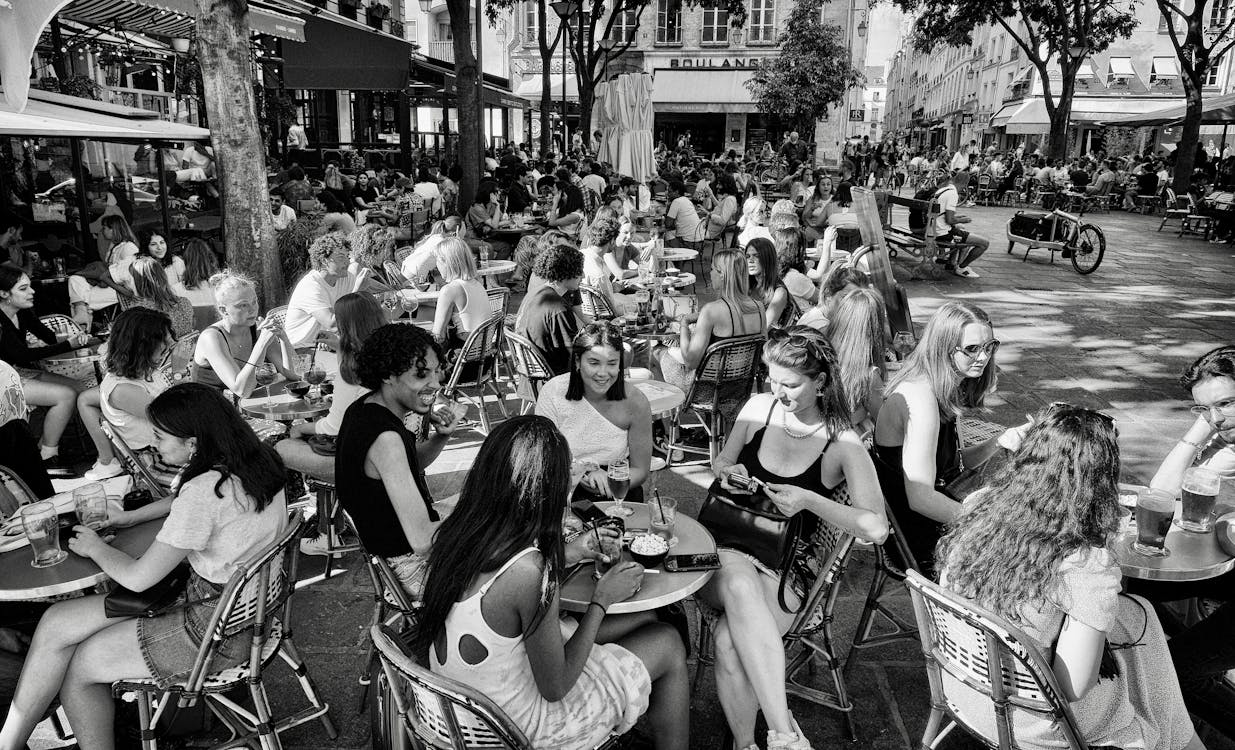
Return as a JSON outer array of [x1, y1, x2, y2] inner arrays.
[[892, 0, 1137, 160], [744, 0, 863, 136], [1156, 0, 1235, 191]]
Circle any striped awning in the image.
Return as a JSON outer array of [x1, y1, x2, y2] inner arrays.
[[58, 0, 305, 42]]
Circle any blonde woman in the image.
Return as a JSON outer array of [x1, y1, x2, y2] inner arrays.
[[129, 257, 194, 337], [824, 287, 888, 434], [431, 237, 491, 348], [191, 272, 297, 396], [653, 248, 765, 392]]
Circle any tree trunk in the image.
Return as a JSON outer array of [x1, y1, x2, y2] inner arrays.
[[1174, 71, 1204, 194], [578, 83, 594, 150], [1044, 78, 1075, 162], [194, 0, 282, 306], [447, 0, 481, 211], [540, 66, 554, 158]]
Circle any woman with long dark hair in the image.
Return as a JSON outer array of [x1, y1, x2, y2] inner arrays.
[[136, 227, 186, 294], [418, 416, 689, 750], [535, 322, 653, 502], [68, 214, 140, 327], [938, 404, 1201, 750], [0, 383, 287, 750], [745, 237, 791, 329], [703, 327, 887, 750]]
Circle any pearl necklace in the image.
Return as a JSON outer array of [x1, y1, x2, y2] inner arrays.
[[781, 410, 826, 440]]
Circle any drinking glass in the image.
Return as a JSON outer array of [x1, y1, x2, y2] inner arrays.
[[479, 243, 491, 264], [1180, 467, 1221, 533], [398, 289, 419, 316], [21, 501, 66, 568], [649, 495, 678, 548], [254, 363, 277, 398], [606, 458, 633, 518], [305, 362, 327, 401], [1132, 488, 1175, 557], [592, 532, 623, 580], [73, 482, 109, 531]]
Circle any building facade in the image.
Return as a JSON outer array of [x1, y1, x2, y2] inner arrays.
[[884, 9, 1235, 156]]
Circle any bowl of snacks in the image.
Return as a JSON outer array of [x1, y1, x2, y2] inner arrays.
[[628, 533, 669, 568]]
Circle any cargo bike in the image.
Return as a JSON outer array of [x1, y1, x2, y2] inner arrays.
[[1006, 208, 1106, 275]]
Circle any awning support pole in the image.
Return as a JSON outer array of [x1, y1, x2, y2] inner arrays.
[[69, 139, 95, 261]]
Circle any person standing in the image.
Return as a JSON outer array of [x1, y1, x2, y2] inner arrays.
[[286, 119, 309, 154], [950, 141, 975, 207]]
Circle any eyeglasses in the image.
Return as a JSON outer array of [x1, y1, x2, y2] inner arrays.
[[1190, 399, 1235, 420], [953, 339, 1000, 359]]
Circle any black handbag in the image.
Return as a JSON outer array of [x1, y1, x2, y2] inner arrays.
[[104, 563, 195, 619]]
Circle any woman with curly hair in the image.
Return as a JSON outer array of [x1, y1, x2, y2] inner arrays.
[[704, 327, 887, 750], [580, 215, 634, 311], [284, 232, 358, 348], [348, 223, 396, 285], [771, 226, 816, 315], [937, 403, 1202, 750], [515, 243, 584, 375], [825, 287, 888, 434], [873, 301, 1029, 573]]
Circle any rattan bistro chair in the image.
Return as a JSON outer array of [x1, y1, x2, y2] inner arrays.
[[502, 328, 555, 413], [905, 570, 1088, 750], [113, 511, 338, 750], [440, 315, 508, 434], [665, 333, 764, 465], [370, 624, 619, 750]]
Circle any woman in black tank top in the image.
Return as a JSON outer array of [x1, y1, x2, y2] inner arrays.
[[696, 327, 888, 750]]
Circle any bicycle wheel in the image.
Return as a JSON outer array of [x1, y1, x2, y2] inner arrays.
[[369, 656, 414, 750], [1070, 224, 1105, 274], [759, 163, 787, 185]]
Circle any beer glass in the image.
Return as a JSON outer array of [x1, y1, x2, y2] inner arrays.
[[606, 458, 632, 518], [73, 482, 109, 531], [21, 502, 66, 568], [1132, 488, 1175, 557], [1180, 467, 1221, 533]]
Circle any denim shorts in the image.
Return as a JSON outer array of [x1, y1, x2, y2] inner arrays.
[[385, 552, 429, 602], [137, 572, 249, 688]]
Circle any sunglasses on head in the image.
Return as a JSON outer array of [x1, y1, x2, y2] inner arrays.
[[768, 328, 828, 359], [1047, 402, 1115, 426]]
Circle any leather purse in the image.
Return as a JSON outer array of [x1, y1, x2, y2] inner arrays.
[[104, 563, 193, 619]]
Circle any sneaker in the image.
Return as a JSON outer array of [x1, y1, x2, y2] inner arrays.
[[42, 455, 78, 478], [84, 459, 125, 481], [953, 266, 980, 278], [299, 532, 343, 558], [768, 728, 813, 750]]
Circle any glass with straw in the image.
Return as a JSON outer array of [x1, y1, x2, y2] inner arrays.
[[650, 490, 678, 548]]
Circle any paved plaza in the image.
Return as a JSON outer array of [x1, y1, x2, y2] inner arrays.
[[32, 202, 1235, 750]]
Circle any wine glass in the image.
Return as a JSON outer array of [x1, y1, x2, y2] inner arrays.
[[398, 289, 419, 316], [254, 363, 277, 398], [305, 362, 327, 401], [606, 457, 632, 518], [892, 331, 916, 361]]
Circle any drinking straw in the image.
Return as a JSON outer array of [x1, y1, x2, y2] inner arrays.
[[653, 488, 667, 525]]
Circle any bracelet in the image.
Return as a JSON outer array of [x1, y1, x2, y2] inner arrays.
[[588, 600, 608, 615], [1179, 437, 1204, 450]]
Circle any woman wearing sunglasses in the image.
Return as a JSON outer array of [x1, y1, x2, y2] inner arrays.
[[873, 301, 1029, 573], [938, 404, 1202, 750], [702, 326, 887, 750]]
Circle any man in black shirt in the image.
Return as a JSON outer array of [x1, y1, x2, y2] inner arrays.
[[335, 324, 462, 597], [778, 131, 809, 165], [515, 243, 583, 375], [505, 165, 537, 214]]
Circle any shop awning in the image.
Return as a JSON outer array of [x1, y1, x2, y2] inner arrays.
[[1099, 91, 1235, 126], [1069, 97, 1172, 122], [515, 76, 579, 102], [283, 15, 411, 90], [990, 100, 1031, 128], [416, 57, 529, 109], [1151, 56, 1180, 78], [59, 0, 305, 42], [0, 86, 210, 140], [1109, 57, 1137, 77], [1005, 98, 1048, 134], [650, 68, 756, 113]]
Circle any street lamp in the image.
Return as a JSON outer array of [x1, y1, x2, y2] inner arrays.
[[551, 0, 580, 156]]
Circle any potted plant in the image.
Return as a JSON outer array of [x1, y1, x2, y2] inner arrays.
[[366, 2, 390, 29]]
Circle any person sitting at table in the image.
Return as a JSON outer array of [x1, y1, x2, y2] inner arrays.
[[0, 264, 91, 477], [1143, 344, 1235, 740], [580, 216, 637, 311], [505, 165, 537, 215], [350, 172, 381, 218], [0, 383, 288, 750], [737, 199, 774, 249], [653, 248, 765, 394], [128, 257, 194, 338], [746, 238, 792, 329], [465, 180, 511, 259], [705, 328, 887, 750], [798, 262, 875, 331], [825, 287, 888, 435], [535, 322, 652, 502], [180, 239, 219, 329], [431, 237, 491, 349], [285, 232, 359, 349], [317, 191, 357, 237], [347, 224, 396, 292], [704, 173, 741, 242], [772, 226, 816, 315], [547, 173, 587, 239], [937, 403, 1203, 750], [191, 272, 297, 396], [400, 216, 461, 285], [137, 228, 186, 295], [417, 414, 689, 750], [0, 351, 53, 498], [336, 324, 462, 598], [413, 166, 443, 218], [663, 179, 705, 249], [516, 243, 584, 375], [68, 214, 139, 329], [873, 301, 1029, 574]]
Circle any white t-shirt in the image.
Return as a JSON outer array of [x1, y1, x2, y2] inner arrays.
[[737, 224, 773, 248], [934, 185, 959, 235], [315, 378, 367, 436], [156, 471, 287, 584], [271, 204, 297, 232], [161, 256, 187, 295], [414, 182, 442, 215], [665, 196, 703, 242], [581, 245, 616, 300], [949, 150, 969, 171], [581, 174, 607, 196], [100, 372, 169, 449], [284, 270, 356, 348], [401, 236, 446, 280], [108, 241, 140, 288]]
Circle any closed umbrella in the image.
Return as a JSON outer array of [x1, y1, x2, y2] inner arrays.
[[606, 73, 655, 183]]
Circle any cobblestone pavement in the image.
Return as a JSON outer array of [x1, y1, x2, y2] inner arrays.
[[33, 202, 1235, 750]]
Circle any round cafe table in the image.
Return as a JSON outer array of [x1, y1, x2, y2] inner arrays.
[[1115, 484, 1235, 582], [659, 247, 699, 263], [40, 340, 105, 382], [239, 379, 331, 423], [630, 379, 685, 418], [0, 519, 162, 601], [475, 259, 516, 288], [559, 502, 716, 615]]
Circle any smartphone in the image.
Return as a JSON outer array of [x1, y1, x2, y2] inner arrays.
[[571, 499, 609, 526], [727, 473, 765, 493], [664, 552, 722, 572]]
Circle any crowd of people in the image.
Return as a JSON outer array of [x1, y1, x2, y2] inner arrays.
[[0, 134, 1232, 750]]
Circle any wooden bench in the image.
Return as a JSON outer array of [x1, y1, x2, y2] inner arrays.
[[877, 194, 967, 271]]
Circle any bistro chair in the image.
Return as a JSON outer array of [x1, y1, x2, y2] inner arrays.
[[502, 327, 555, 413], [694, 486, 860, 740], [974, 174, 996, 206], [665, 333, 764, 465], [113, 511, 339, 750], [1159, 188, 1190, 232], [394, 245, 415, 266], [0, 464, 38, 517], [304, 476, 360, 581], [370, 624, 621, 750], [34, 314, 96, 384], [904, 570, 1088, 750], [440, 315, 508, 434], [843, 498, 921, 670], [578, 285, 618, 320], [264, 305, 289, 331], [161, 330, 200, 384], [99, 421, 173, 500], [1180, 195, 1216, 240]]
